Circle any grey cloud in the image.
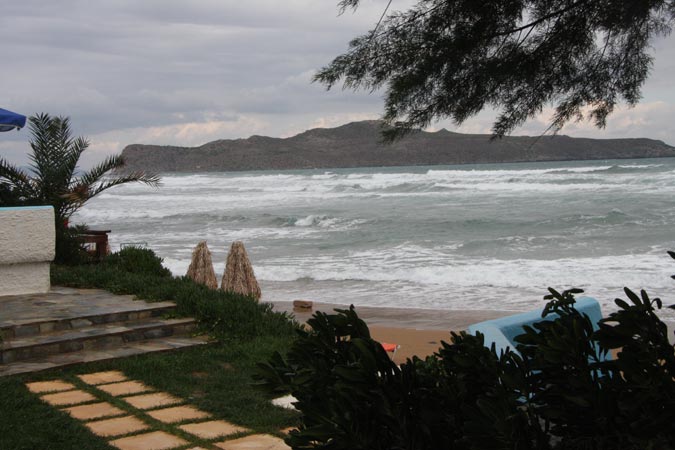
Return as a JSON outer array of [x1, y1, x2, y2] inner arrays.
[[1, 0, 674, 169], [3, 1, 391, 138]]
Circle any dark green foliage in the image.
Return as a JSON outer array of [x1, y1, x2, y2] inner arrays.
[[257, 306, 543, 450], [52, 248, 297, 340], [515, 289, 616, 449], [258, 289, 675, 449], [592, 288, 675, 448], [318, 0, 675, 139], [101, 246, 173, 278], [53, 222, 90, 266], [257, 306, 426, 450]]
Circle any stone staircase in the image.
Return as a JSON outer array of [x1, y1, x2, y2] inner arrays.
[[0, 287, 208, 376]]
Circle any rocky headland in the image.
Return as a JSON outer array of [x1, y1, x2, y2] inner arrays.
[[119, 120, 675, 172]]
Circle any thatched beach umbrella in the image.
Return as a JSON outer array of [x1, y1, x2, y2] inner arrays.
[[221, 241, 261, 301], [186, 241, 218, 289]]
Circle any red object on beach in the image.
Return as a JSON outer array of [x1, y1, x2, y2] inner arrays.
[[381, 342, 399, 353]]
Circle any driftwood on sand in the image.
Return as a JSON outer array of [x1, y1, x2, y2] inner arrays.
[[221, 241, 261, 300], [186, 241, 218, 289]]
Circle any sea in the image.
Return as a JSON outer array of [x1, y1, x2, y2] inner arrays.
[[74, 157, 675, 319]]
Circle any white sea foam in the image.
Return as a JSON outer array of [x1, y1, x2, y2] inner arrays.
[[253, 254, 673, 290], [294, 215, 334, 227], [75, 158, 675, 318], [617, 163, 664, 169], [81, 161, 675, 222]]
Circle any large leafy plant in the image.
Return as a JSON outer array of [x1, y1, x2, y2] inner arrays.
[[0, 113, 159, 220], [0, 113, 160, 263], [258, 260, 675, 449]]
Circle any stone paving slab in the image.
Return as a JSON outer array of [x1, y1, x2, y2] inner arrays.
[[147, 405, 211, 423], [98, 380, 152, 396], [25, 371, 279, 450], [123, 392, 183, 410], [109, 430, 188, 450], [0, 336, 209, 377], [79, 370, 128, 385], [215, 434, 291, 450], [2, 318, 196, 349], [25, 380, 76, 393], [85, 416, 149, 437], [0, 287, 177, 331], [179, 420, 249, 440], [63, 402, 127, 420], [41, 389, 97, 406]]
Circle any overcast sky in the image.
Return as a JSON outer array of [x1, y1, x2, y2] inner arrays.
[[2, 0, 675, 168]]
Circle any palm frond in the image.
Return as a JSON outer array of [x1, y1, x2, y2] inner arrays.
[[0, 157, 34, 197], [27, 113, 56, 179], [65, 154, 160, 206], [17, 112, 161, 221], [27, 114, 92, 210], [76, 154, 127, 188], [86, 171, 161, 199], [63, 136, 90, 188]]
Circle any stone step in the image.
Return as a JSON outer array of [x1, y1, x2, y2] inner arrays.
[[1, 318, 198, 364], [0, 336, 209, 377], [0, 303, 177, 340], [0, 287, 208, 376]]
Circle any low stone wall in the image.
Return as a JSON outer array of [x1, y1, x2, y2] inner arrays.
[[0, 206, 55, 296]]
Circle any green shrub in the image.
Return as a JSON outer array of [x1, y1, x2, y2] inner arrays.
[[257, 289, 675, 449], [51, 248, 297, 340], [101, 246, 172, 278], [53, 222, 90, 266]]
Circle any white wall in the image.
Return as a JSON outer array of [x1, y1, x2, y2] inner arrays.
[[0, 206, 55, 296]]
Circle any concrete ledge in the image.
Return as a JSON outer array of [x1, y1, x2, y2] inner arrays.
[[0, 262, 51, 296], [0, 206, 55, 264], [0, 206, 54, 296]]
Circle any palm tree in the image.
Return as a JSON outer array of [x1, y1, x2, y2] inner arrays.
[[0, 113, 160, 263], [0, 113, 160, 222]]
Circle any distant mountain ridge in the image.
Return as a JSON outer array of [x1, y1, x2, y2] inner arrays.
[[119, 120, 675, 172]]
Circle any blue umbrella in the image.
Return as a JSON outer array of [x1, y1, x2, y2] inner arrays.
[[0, 108, 27, 132]]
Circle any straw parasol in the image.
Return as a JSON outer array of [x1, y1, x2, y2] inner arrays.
[[186, 241, 218, 289], [221, 241, 261, 300]]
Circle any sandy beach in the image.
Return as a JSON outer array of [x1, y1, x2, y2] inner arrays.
[[271, 301, 520, 364], [272, 301, 675, 364]]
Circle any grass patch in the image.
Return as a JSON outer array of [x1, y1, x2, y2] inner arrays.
[[0, 248, 302, 449], [3, 333, 299, 449], [0, 377, 112, 450], [50, 247, 298, 341]]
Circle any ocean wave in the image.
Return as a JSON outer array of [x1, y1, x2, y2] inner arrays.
[[426, 166, 614, 177], [618, 163, 664, 169], [251, 254, 675, 292], [87, 163, 675, 214], [76, 159, 675, 320], [294, 215, 334, 227], [279, 214, 368, 230]]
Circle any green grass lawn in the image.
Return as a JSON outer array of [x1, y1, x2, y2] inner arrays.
[[1, 336, 298, 450], [0, 248, 299, 450]]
